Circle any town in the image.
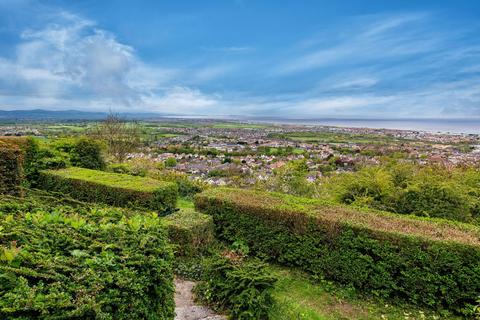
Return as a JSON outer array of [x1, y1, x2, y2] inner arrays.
[[2, 120, 479, 187]]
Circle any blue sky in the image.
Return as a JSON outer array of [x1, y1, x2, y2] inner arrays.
[[0, 0, 479, 118]]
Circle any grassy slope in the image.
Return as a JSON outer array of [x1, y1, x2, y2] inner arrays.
[[269, 266, 461, 320]]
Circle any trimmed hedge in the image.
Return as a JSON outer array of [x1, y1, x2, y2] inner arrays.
[[195, 188, 480, 315], [38, 167, 178, 211], [163, 208, 214, 256], [0, 194, 175, 319], [0, 139, 24, 196]]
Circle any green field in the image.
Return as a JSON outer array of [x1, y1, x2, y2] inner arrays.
[[270, 131, 405, 144]]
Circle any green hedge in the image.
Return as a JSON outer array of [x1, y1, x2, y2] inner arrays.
[[38, 167, 178, 211], [195, 188, 480, 315], [0, 194, 175, 319], [163, 208, 214, 256], [0, 139, 24, 196]]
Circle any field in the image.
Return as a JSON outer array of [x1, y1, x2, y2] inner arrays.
[[270, 131, 407, 144]]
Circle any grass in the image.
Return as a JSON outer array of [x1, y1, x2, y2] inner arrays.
[[163, 207, 212, 229], [269, 265, 461, 320], [43, 167, 175, 192], [156, 133, 181, 138], [270, 132, 406, 145], [178, 197, 195, 209]]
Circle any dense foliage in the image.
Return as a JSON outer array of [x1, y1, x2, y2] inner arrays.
[[70, 137, 105, 170], [163, 208, 214, 256], [195, 188, 480, 316], [38, 167, 178, 212], [195, 255, 277, 319], [321, 164, 480, 224], [0, 193, 175, 319], [0, 139, 24, 196], [261, 159, 319, 197]]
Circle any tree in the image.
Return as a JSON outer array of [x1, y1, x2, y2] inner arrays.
[[91, 113, 142, 162], [264, 159, 318, 197], [70, 137, 105, 170]]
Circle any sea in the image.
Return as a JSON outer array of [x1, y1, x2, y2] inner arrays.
[[163, 115, 480, 134], [251, 118, 480, 135]]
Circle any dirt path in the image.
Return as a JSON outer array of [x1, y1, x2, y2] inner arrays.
[[174, 279, 226, 320]]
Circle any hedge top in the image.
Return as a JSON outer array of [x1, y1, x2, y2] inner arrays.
[[43, 167, 176, 193], [0, 136, 29, 148], [195, 188, 480, 247]]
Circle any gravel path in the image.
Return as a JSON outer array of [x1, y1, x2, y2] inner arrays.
[[174, 279, 226, 320]]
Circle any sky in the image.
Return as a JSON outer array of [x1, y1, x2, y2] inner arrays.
[[0, 0, 479, 118]]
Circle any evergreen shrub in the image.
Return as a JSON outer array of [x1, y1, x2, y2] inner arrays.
[[0, 194, 175, 319]]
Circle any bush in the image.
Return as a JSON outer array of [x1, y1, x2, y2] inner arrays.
[[263, 160, 318, 197], [0, 140, 23, 196], [70, 137, 105, 170], [194, 255, 277, 319], [164, 157, 177, 168], [396, 181, 471, 221], [38, 167, 178, 212], [322, 166, 395, 211], [163, 208, 214, 256], [320, 164, 480, 224], [108, 163, 147, 177], [195, 188, 480, 315], [1, 137, 69, 187], [0, 194, 175, 319], [151, 170, 206, 198]]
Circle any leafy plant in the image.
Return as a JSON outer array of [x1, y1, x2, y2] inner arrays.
[[70, 137, 105, 170], [0, 194, 175, 319], [195, 255, 277, 319]]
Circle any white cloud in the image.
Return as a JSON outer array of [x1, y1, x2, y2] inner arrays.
[[0, 9, 220, 113], [144, 86, 219, 114]]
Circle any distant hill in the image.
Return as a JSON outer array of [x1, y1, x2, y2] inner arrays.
[[0, 109, 172, 122]]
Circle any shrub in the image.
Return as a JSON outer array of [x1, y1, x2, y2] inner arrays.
[[320, 164, 480, 224], [195, 188, 480, 315], [263, 159, 318, 197], [164, 157, 177, 168], [194, 255, 277, 319], [396, 181, 471, 221], [108, 162, 148, 177], [163, 208, 214, 256], [38, 167, 178, 212], [0, 194, 175, 319], [151, 170, 206, 198], [322, 166, 395, 211], [70, 137, 105, 170], [0, 140, 23, 196], [0, 137, 69, 187]]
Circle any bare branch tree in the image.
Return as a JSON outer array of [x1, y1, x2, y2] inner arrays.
[[90, 112, 142, 162]]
